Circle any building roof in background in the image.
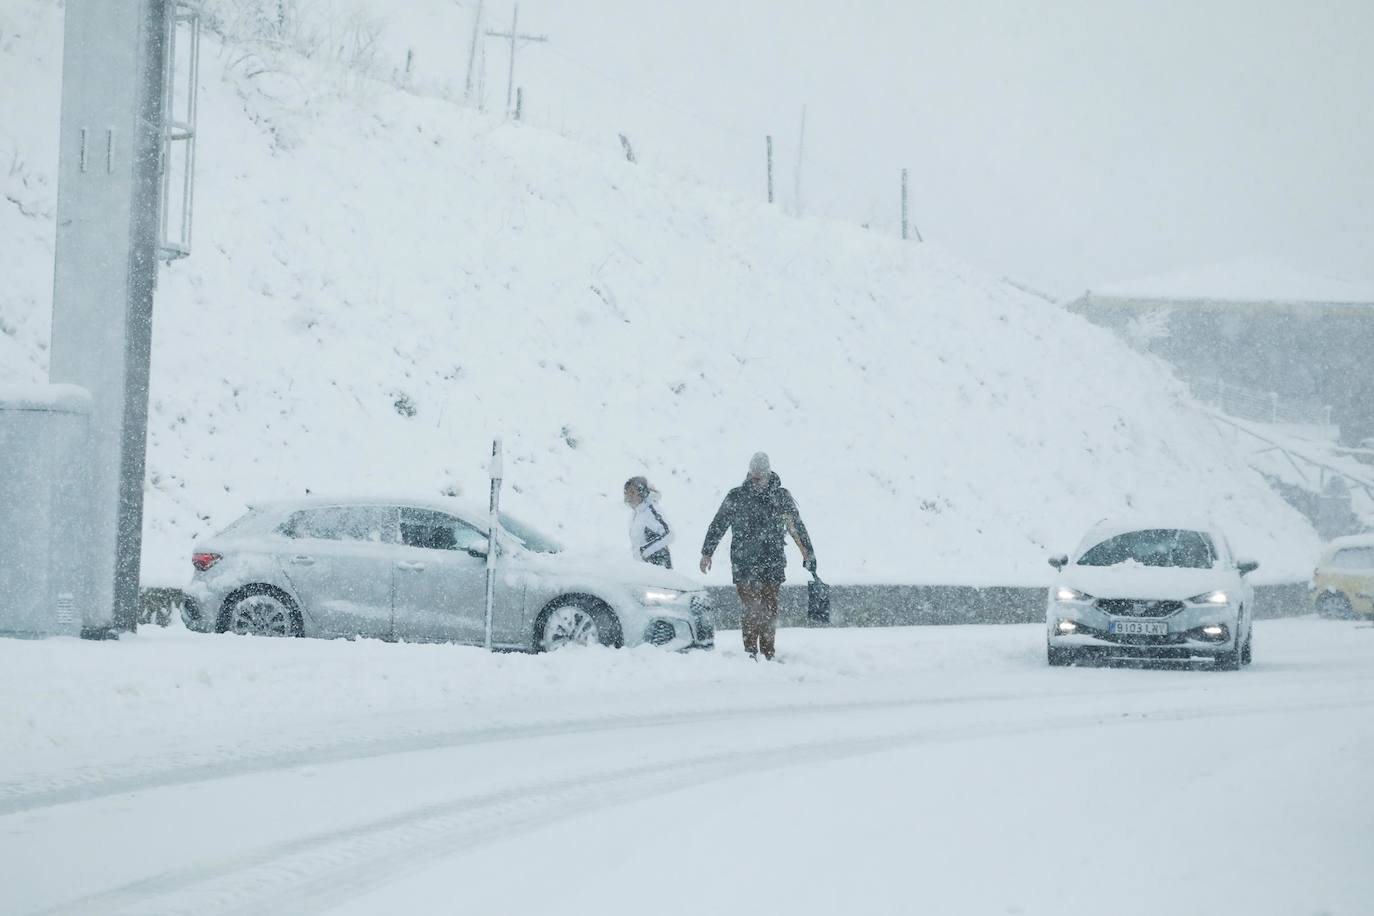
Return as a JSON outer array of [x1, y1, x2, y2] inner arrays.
[[1075, 236, 1374, 308]]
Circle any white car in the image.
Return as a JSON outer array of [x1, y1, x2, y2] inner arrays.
[[181, 497, 714, 652], [1046, 521, 1257, 669]]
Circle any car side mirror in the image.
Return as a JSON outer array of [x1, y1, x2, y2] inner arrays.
[[1237, 558, 1259, 576], [465, 546, 488, 560], [1048, 554, 1068, 571]]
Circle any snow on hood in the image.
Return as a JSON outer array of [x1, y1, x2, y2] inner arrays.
[[508, 547, 699, 593], [1061, 561, 1233, 601]]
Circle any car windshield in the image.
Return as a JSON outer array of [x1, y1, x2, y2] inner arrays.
[[498, 512, 562, 554], [1077, 529, 1216, 569]]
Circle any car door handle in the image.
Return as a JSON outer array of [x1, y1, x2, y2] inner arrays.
[[290, 555, 315, 566], [396, 561, 426, 572]]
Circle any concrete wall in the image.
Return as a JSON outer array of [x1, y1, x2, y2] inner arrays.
[[705, 582, 1312, 629]]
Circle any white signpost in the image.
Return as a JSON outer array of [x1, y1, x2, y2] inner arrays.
[[484, 438, 504, 651]]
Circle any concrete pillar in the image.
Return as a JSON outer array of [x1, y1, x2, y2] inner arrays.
[[48, 0, 170, 632]]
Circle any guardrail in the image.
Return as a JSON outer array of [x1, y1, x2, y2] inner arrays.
[[1192, 376, 1332, 428], [704, 583, 1312, 627], [1207, 410, 1374, 504]]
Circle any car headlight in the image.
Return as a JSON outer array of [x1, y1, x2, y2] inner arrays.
[[1055, 586, 1093, 602], [641, 588, 683, 605], [1188, 590, 1230, 605]]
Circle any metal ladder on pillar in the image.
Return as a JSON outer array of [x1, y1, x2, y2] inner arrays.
[[158, 0, 201, 261]]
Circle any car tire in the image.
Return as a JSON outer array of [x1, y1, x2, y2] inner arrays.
[[1047, 646, 1076, 667], [1214, 642, 1242, 671], [1241, 629, 1253, 665], [1316, 592, 1352, 619], [536, 598, 621, 652], [219, 585, 303, 638]]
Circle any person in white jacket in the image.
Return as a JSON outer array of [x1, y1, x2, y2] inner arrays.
[[624, 476, 674, 569]]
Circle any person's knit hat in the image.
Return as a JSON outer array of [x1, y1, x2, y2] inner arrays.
[[748, 452, 771, 474]]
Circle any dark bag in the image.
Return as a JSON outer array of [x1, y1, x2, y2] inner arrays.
[[807, 572, 831, 625]]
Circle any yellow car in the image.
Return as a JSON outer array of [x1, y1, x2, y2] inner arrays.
[[1312, 535, 1374, 619]]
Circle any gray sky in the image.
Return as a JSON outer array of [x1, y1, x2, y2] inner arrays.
[[495, 0, 1373, 297]]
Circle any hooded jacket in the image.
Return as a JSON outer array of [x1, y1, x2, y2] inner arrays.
[[701, 472, 813, 583], [628, 492, 674, 562]]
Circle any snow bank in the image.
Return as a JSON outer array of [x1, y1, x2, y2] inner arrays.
[[0, 617, 1028, 784], [0, 614, 1362, 791], [0, 0, 1318, 588]]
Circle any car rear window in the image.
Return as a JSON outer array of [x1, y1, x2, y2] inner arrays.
[[1077, 529, 1216, 569], [214, 508, 289, 539]]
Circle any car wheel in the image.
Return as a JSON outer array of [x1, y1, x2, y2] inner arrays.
[[222, 587, 301, 637], [1241, 630, 1253, 665], [1316, 592, 1352, 619], [1047, 646, 1076, 667], [537, 600, 621, 652]]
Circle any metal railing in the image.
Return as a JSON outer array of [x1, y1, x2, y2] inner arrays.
[[1192, 376, 1332, 428], [1207, 410, 1374, 537]]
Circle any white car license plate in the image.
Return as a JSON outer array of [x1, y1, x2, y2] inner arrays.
[[1110, 619, 1167, 636]]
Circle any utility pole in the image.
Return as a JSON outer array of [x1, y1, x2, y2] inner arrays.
[[463, 0, 484, 101], [486, 4, 547, 116], [766, 134, 774, 204]]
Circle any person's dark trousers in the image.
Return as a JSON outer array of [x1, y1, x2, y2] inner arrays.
[[736, 581, 781, 659], [646, 550, 672, 569]]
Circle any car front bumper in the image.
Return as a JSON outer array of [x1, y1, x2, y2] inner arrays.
[[638, 592, 715, 650], [1047, 600, 1240, 657]]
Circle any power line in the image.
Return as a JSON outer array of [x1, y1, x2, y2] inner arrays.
[[485, 4, 547, 115]]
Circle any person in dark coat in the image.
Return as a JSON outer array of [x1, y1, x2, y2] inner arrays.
[[699, 452, 815, 659]]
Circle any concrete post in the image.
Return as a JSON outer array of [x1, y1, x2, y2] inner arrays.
[[48, 0, 171, 634]]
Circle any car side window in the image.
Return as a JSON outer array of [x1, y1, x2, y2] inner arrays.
[[284, 507, 397, 543], [400, 508, 488, 553], [1330, 547, 1374, 570]]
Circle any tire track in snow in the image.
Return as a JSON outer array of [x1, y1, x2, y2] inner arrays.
[[35, 695, 1374, 916], [0, 684, 1171, 817]]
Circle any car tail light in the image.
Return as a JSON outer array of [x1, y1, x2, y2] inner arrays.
[[192, 552, 222, 572]]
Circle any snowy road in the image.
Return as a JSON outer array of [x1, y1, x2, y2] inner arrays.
[[3, 618, 1372, 915]]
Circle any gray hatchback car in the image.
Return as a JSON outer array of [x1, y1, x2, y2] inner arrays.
[[182, 497, 713, 652]]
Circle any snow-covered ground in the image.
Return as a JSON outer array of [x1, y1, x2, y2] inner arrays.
[[0, 0, 1320, 590], [2, 616, 1372, 915]]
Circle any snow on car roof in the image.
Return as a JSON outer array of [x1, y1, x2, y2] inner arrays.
[[1081, 518, 1223, 538], [1076, 518, 1226, 552], [246, 494, 491, 524], [1322, 532, 1374, 551]]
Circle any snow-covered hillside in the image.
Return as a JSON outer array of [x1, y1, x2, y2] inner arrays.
[[0, 0, 1319, 586]]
